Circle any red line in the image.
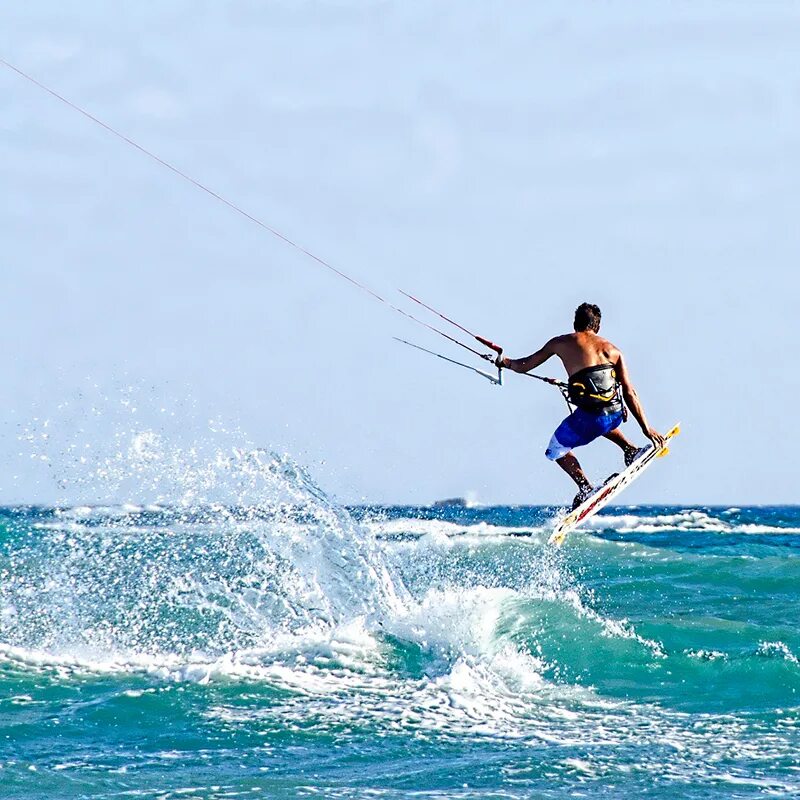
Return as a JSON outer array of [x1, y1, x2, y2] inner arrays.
[[0, 56, 490, 360]]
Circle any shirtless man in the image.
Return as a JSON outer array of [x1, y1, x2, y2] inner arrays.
[[498, 303, 665, 509]]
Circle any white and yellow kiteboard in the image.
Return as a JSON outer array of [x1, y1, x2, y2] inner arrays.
[[549, 423, 681, 546]]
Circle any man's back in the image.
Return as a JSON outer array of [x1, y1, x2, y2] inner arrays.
[[550, 331, 621, 378]]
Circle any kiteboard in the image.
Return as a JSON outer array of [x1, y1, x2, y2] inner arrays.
[[548, 423, 681, 546]]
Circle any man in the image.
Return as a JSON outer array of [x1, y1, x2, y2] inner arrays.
[[498, 303, 665, 509]]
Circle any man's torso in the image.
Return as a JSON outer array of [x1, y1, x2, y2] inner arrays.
[[550, 332, 620, 377]]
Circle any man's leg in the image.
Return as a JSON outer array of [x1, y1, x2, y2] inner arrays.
[[555, 452, 595, 509], [555, 452, 592, 492], [604, 428, 647, 466], [546, 411, 595, 507], [604, 427, 635, 452]]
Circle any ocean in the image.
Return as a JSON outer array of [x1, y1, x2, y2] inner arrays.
[[2, 451, 799, 800]]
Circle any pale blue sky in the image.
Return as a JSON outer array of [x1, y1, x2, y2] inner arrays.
[[1, 2, 799, 505]]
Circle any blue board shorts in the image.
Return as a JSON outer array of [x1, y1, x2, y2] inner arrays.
[[545, 408, 624, 461]]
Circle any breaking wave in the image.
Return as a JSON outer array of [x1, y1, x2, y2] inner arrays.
[[364, 507, 800, 542], [2, 395, 799, 793]]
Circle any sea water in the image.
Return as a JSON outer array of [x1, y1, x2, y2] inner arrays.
[[1, 437, 799, 798]]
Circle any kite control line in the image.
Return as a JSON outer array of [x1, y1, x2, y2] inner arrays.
[[0, 56, 511, 381], [400, 290, 504, 362], [399, 291, 569, 397], [2, 56, 565, 404], [393, 338, 501, 385], [0, 57, 479, 357]]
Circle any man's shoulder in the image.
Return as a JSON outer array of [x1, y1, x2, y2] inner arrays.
[[600, 335, 621, 351], [549, 333, 575, 346], [600, 337, 623, 361]]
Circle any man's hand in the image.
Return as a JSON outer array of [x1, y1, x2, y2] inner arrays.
[[495, 353, 506, 369], [645, 428, 666, 451]]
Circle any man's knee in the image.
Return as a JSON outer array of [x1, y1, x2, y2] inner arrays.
[[545, 434, 571, 462]]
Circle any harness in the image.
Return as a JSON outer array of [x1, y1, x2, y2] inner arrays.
[[567, 364, 624, 416]]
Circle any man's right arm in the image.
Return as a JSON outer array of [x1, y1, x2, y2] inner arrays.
[[499, 338, 557, 374], [616, 353, 665, 449]]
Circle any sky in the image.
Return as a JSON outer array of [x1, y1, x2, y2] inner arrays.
[[1, 1, 799, 506]]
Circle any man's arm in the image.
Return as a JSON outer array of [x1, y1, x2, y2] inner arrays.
[[499, 339, 558, 374], [616, 352, 665, 449]]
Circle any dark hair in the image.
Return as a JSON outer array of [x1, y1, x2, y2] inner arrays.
[[574, 302, 601, 333]]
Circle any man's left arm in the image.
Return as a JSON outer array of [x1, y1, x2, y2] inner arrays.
[[616, 352, 665, 449]]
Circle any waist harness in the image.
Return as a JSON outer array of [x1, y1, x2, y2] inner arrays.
[[567, 363, 623, 415]]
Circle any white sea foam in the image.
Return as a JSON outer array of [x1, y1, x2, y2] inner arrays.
[[589, 510, 800, 536], [2, 546, 795, 789], [8, 400, 799, 789], [365, 509, 800, 543], [757, 641, 800, 665], [686, 649, 728, 661], [366, 517, 547, 542], [7, 414, 412, 662], [583, 509, 730, 533]]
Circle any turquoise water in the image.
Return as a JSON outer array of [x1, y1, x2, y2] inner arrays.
[[2, 494, 800, 798]]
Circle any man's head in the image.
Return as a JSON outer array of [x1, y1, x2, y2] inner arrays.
[[574, 302, 601, 333]]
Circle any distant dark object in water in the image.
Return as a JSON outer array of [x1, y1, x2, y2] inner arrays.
[[432, 497, 467, 508]]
